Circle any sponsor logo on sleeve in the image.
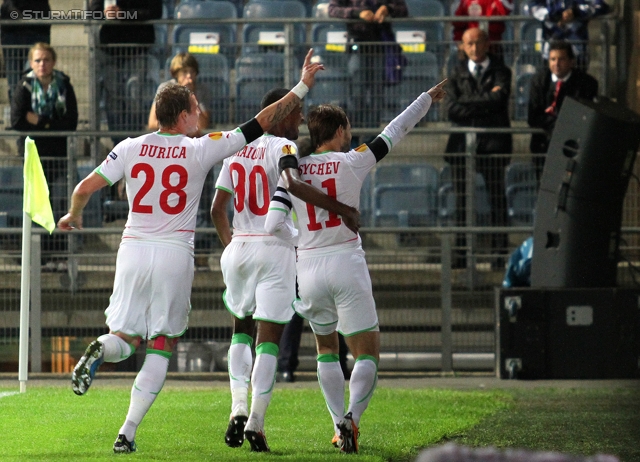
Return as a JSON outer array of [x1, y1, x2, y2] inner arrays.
[[355, 144, 368, 152], [208, 132, 223, 140]]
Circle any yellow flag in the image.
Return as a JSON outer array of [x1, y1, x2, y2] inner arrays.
[[23, 137, 55, 234]]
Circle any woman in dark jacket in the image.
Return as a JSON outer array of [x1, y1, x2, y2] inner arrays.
[[11, 42, 78, 258]]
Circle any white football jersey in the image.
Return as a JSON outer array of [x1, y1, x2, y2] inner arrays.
[[283, 145, 376, 254], [96, 130, 247, 247], [215, 134, 298, 240]]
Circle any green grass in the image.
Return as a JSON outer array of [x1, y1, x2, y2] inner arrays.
[[453, 387, 640, 462], [0, 386, 510, 461], [1, 384, 638, 461]]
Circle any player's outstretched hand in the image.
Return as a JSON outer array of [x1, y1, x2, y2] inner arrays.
[[300, 49, 325, 90], [427, 79, 447, 103], [342, 206, 361, 234], [57, 213, 82, 231]]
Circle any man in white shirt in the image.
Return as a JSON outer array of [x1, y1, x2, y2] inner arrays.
[[57, 49, 323, 454], [265, 80, 446, 454], [211, 88, 359, 452]]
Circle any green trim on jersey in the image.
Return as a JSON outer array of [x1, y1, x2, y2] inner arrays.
[[310, 151, 331, 156], [255, 341, 279, 357], [231, 333, 254, 347], [156, 131, 183, 137], [317, 353, 340, 363], [223, 289, 254, 320], [93, 167, 113, 187], [380, 133, 392, 148], [267, 206, 289, 216]]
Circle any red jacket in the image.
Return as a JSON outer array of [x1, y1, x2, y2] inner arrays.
[[452, 0, 513, 42]]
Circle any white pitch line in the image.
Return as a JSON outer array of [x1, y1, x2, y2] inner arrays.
[[0, 391, 19, 398]]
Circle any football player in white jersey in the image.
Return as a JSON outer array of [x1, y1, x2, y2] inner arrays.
[[56, 49, 324, 454], [265, 80, 447, 453], [211, 88, 360, 452]]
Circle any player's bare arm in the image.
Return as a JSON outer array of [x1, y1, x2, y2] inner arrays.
[[280, 167, 361, 234], [58, 172, 108, 230], [254, 49, 324, 131]]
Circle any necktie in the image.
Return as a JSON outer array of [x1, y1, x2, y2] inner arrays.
[[474, 64, 483, 81], [545, 80, 563, 115]]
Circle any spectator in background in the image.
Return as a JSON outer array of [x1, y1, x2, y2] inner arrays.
[[526, 0, 610, 71], [148, 52, 211, 137], [1, 0, 51, 101], [88, 0, 162, 142], [527, 40, 598, 177], [11, 42, 78, 262], [453, 0, 514, 59], [445, 28, 512, 269], [328, 0, 408, 129]]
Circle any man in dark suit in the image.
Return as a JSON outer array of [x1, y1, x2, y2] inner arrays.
[[528, 40, 598, 177], [445, 27, 512, 269]]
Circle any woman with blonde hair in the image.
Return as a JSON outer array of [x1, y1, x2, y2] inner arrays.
[[148, 52, 211, 136]]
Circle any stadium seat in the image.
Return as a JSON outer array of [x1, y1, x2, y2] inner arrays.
[[360, 171, 374, 228], [235, 52, 298, 123], [173, 0, 238, 65], [241, 0, 307, 60], [516, 21, 544, 75], [382, 51, 440, 122], [438, 165, 492, 226], [514, 71, 535, 121], [504, 161, 538, 226], [373, 163, 440, 227], [307, 1, 350, 111], [395, 0, 445, 65], [192, 53, 231, 125], [0, 165, 24, 228], [77, 165, 103, 228]]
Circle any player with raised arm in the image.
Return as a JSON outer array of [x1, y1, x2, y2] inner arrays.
[[57, 49, 323, 454], [211, 88, 359, 452], [264, 80, 447, 453]]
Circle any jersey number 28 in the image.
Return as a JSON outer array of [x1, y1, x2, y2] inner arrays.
[[131, 163, 188, 215]]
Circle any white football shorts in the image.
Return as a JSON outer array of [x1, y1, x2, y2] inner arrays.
[[295, 251, 379, 336], [105, 240, 193, 339], [221, 239, 296, 323]]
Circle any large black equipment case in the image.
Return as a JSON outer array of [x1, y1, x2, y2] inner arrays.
[[496, 288, 640, 379]]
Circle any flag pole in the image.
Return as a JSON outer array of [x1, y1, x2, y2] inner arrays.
[[19, 212, 32, 393]]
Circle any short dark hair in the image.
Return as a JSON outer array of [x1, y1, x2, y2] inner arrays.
[[155, 83, 192, 129], [261, 88, 289, 110], [307, 104, 349, 150], [549, 40, 575, 60]]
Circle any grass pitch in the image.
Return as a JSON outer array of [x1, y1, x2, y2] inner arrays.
[[1, 381, 638, 461]]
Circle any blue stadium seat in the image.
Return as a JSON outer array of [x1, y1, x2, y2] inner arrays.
[[516, 21, 544, 75], [514, 71, 535, 121], [0, 165, 24, 228], [360, 170, 374, 227], [395, 0, 445, 65], [241, 0, 307, 60], [382, 51, 440, 122], [77, 165, 103, 228], [173, 0, 238, 65], [235, 52, 298, 123], [373, 163, 440, 227], [438, 165, 492, 226], [505, 161, 538, 226], [193, 53, 231, 125]]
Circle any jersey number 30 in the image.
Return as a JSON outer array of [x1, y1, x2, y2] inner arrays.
[[131, 163, 188, 215]]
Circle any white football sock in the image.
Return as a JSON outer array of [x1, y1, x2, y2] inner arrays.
[[346, 356, 378, 427], [317, 354, 345, 431], [98, 334, 134, 363], [247, 342, 278, 430], [118, 351, 170, 441], [228, 333, 253, 416]]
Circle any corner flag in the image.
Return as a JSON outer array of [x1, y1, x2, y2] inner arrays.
[[23, 137, 55, 234]]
